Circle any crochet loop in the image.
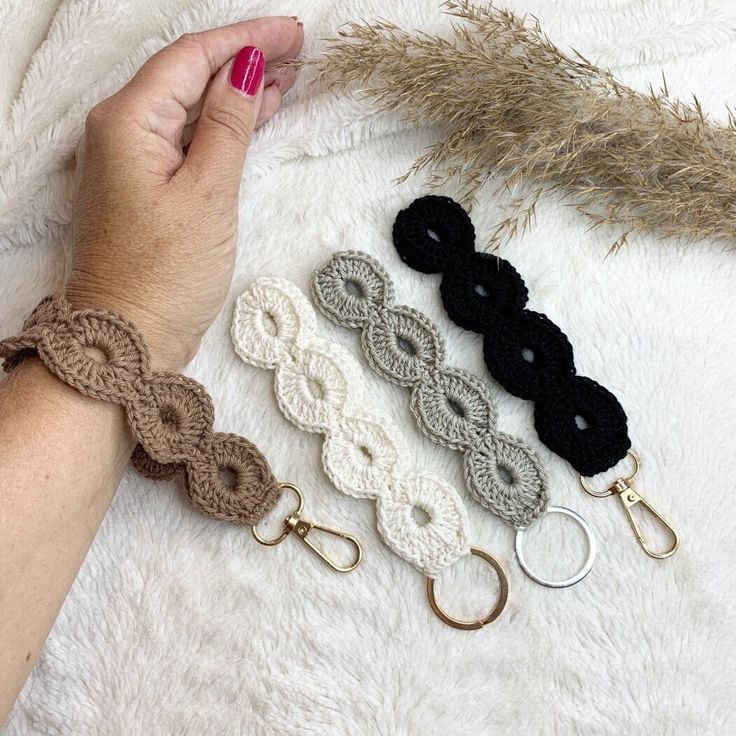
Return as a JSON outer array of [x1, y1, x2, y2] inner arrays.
[[391, 194, 475, 273], [184, 433, 280, 524], [481, 312, 575, 402], [440, 253, 529, 331], [393, 195, 631, 476], [311, 249, 392, 328], [410, 367, 496, 451], [322, 415, 403, 499], [534, 376, 631, 477], [361, 305, 444, 388], [126, 373, 215, 465]]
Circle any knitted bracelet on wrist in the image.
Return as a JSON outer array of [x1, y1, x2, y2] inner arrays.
[[231, 277, 508, 629], [313, 251, 596, 589], [393, 195, 679, 559], [0, 294, 362, 573]]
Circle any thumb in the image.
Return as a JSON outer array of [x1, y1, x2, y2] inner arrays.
[[183, 45, 265, 193]]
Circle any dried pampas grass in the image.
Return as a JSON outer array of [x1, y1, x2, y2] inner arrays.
[[313, 0, 736, 251]]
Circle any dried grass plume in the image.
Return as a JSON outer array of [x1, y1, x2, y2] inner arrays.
[[312, 0, 736, 251]]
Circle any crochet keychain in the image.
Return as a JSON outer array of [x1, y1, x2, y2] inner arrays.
[[393, 195, 679, 559], [231, 277, 509, 629], [0, 295, 363, 574], [313, 251, 597, 589]]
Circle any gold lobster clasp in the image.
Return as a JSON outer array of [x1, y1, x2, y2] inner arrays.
[[580, 450, 679, 559], [251, 483, 363, 572]]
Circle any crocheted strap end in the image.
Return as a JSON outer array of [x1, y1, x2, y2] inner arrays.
[[392, 195, 476, 274]]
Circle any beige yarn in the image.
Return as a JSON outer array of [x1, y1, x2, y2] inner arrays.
[[0, 295, 281, 525]]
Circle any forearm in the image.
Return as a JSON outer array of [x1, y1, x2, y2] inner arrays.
[[0, 16, 302, 725], [0, 358, 134, 723]]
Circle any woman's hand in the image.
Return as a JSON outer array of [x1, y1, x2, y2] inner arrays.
[[0, 18, 303, 724], [66, 17, 303, 371]]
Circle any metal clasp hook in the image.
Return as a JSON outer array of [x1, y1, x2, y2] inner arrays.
[[251, 483, 363, 572], [580, 450, 679, 559]]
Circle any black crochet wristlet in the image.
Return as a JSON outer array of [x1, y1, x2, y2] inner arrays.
[[393, 195, 629, 477], [392, 195, 679, 559]]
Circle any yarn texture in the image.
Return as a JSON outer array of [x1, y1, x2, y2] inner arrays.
[[393, 195, 632, 477], [231, 277, 471, 577], [312, 251, 548, 530], [0, 294, 281, 525]]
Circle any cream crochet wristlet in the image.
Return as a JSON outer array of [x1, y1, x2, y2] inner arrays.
[[232, 277, 509, 629]]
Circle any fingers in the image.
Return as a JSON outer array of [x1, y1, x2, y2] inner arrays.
[[87, 17, 302, 184], [106, 16, 303, 168], [122, 17, 302, 110], [181, 46, 265, 195], [276, 19, 304, 63], [181, 60, 297, 145], [182, 59, 297, 130], [263, 61, 300, 99], [256, 83, 284, 129]]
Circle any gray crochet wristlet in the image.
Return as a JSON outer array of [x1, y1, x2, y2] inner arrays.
[[313, 250, 597, 588]]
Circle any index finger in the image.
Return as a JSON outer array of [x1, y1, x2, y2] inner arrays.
[[121, 16, 302, 110]]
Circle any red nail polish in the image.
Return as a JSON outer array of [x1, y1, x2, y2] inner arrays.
[[230, 46, 265, 97]]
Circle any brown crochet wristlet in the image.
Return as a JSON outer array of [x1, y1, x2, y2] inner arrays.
[[0, 295, 362, 571]]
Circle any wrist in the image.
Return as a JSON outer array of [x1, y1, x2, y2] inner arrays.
[[64, 281, 190, 373]]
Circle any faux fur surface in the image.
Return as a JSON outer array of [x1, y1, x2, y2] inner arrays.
[[1, 1, 735, 734]]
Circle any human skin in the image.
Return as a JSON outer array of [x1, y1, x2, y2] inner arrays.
[[0, 16, 303, 724]]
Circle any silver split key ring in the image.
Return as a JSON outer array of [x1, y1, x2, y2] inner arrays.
[[514, 506, 597, 588]]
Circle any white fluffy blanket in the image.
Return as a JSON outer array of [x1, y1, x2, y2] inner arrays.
[[2, 1, 736, 734]]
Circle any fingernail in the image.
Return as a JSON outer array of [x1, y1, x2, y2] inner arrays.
[[230, 46, 265, 97], [297, 21, 303, 28], [290, 15, 298, 20]]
